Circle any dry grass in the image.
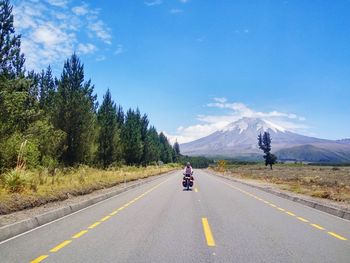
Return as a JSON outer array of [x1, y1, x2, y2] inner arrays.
[[212, 164, 350, 203], [0, 164, 180, 214]]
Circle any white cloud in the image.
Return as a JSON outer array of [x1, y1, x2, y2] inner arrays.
[[167, 98, 308, 144], [115, 44, 124, 55], [47, 0, 68, 7], [78, 43, 96, 54], [170, 8, 183, 14], [72, 4, 89, 16], [144, 0, 162, 6], [13, 0, 112, 71]]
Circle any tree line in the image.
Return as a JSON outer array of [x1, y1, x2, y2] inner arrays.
[[0, 0, 180, 172]]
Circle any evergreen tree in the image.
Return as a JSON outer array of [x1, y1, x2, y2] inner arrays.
[[0, 0, 25, 78], [173, 140, 180, 162], [96, 89, 120, 168], [159, 132, 173, 163], [38, 66, 56, 111], [54, 54, 97, 165], [116, 105, 124, 127], [121, 109, 143, 165], [143, 126, 160, 165], [258, 132, 277, 169]]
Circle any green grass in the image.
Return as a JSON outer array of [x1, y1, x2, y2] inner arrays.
[[0, 164, 180, 214]]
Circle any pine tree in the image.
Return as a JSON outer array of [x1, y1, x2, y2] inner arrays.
[[38, 66, 56, 111], [121, 109, 143, 165], [173, 140, 180, 162], [143, 126, 160, 165], [0, 0, 25, 78], [54, 54, 97, 165], [159, 132, 173, 163], [97, 89, 120, 168], [258, 132, 277, 169]]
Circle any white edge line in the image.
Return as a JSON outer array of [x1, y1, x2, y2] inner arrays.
[[0, 173, 175, 245]]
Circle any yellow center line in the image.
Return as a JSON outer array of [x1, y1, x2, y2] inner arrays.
[[50, 240, 72, 252], [269, 204, 277, 208], [328, 232, 348, 241], [310, 223, 325, 230], [72, 230, 88, 239], [277, 207, 285, 212], [263, 201, 270, 204], [297, 217, 309, 223], [195, 188, 198, 192], [202, 218, 216, 247], [286, 211, 296, 217], [30, 255, 49, 263], [110, 210, 118, 216], [88, 222, 101, 229], [100, 215, 111, 222]]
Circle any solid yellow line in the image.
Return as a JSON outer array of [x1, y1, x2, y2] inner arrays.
[[50, 240, 72, 252], [195, 188, 198, 192], [269, 204, 277, 208], [297, 217, 309, 223], [88, 222, 101, 229], [263, 201, 270, 204], [110, 210, 118, 216], [72, 230, 88, 239], [277, 207, 285, 212], [286, 211, 296, 217], [202, 218, 216, 247], [30, 255, 49, 263], [310, 224, 325, 230], [328, 232, 348, 241], [100, 215, 111, 222]]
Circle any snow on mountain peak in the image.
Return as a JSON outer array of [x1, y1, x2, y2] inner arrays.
[[221, 117, 286, 133]]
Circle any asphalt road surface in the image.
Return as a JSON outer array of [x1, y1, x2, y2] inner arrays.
[[1, 170, 350, 263]]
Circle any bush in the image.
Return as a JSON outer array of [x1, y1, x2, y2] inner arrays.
[[3, 170, 28, 193]]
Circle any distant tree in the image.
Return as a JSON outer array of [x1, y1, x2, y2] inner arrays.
[[96, 89, 121, 168], [258, 132, 277, 169], [143, 126, 161, 164], [53, 54, 97, 165], [173, 140, 180, 162], [159, 132, 173, 163], [38, 66, 56, 111], [0, 0, 25, 78], [121, 109, 143, 165]]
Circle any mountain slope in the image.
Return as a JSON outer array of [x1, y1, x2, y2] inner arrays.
[[180, 117, 350, 163]]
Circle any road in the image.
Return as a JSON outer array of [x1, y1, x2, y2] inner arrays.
[[1, 170, 350, 263]]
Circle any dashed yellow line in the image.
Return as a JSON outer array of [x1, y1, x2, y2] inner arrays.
[[310, 223, 325, 230], [286, 211, 296, 217], [72, 230, 88, 239], [30, 255, 48, 263], [88, 222, 101, 229], [50, 240, 72, 252], [297, 217, 309, 223], [328, 232, 348, 241], [100, 215, 111, 222], [217, 178, 349, 242], [202, 218, 216, 247]]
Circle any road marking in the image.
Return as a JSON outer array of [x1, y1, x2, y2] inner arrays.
[[286, 211, 296, 217], [30, 255, 48, 263], [72, 230, 88, 239], [328, 232, 348, 241], [110, 211, 118, 216], [214, 176, 349, 242], [297, 217, 309, 223], [88, 222, 101, 229], [310, 224, 325, 230], [195, 188, 198, 192], [100, 216, 111, 222], [202, 218, 216, 247], [50, 240, 72, 252]]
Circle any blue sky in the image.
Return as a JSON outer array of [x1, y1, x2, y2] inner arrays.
[[13, 0, 350, 143]]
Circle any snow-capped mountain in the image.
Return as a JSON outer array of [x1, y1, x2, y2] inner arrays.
[[180, 117, 350, 163]]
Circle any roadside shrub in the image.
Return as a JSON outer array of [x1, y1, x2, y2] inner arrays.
[[3, 170, 29, 193]]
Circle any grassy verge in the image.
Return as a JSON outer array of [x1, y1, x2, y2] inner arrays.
[[0, 164, 180, 215], [211, 164, 350, 203]]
